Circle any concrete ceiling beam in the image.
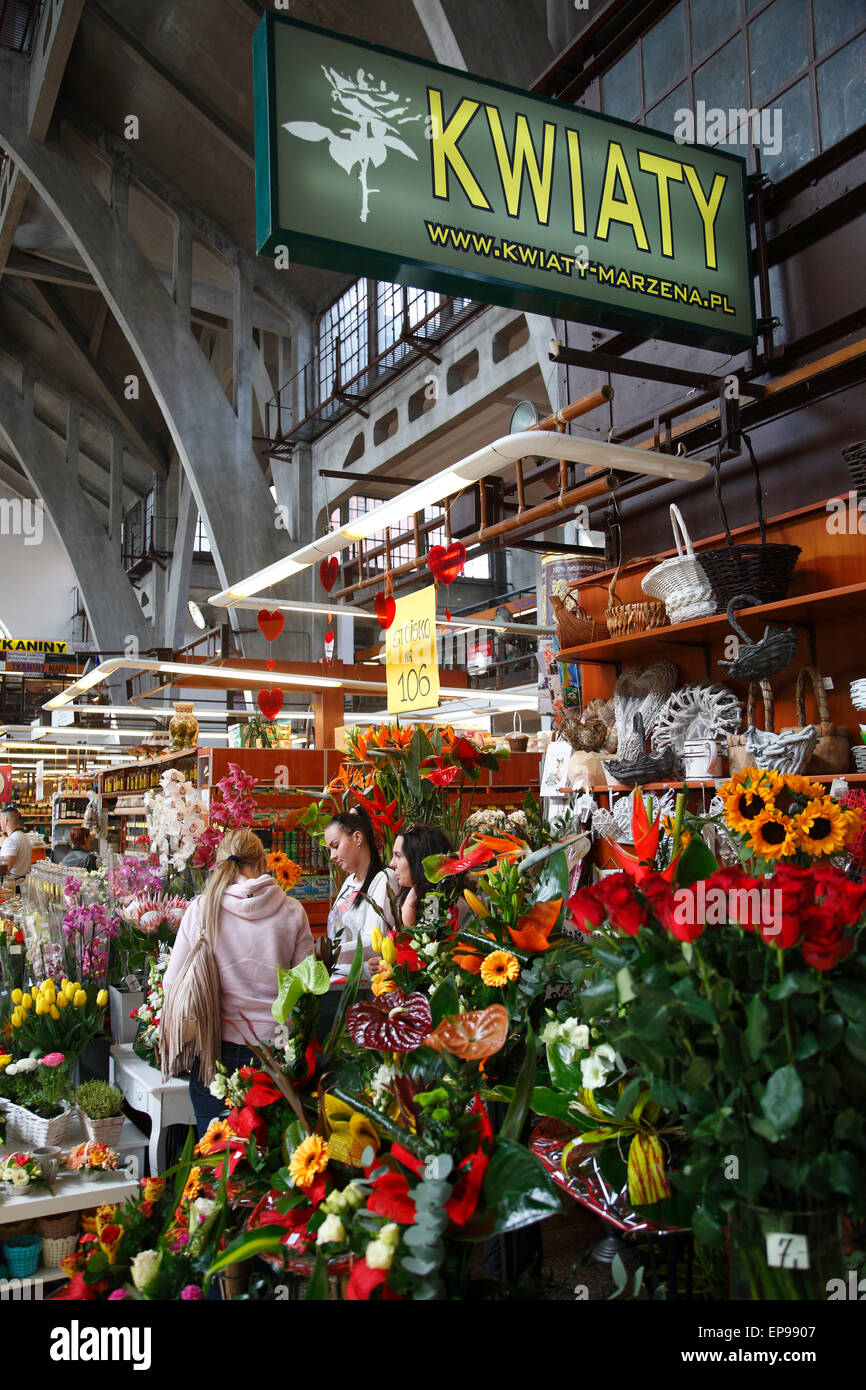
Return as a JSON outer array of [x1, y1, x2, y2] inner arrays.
[[4, 248, 98, 289], [86, 2, 255, 171], [25, 278, 170, 478], [0, 372, 152, 653]]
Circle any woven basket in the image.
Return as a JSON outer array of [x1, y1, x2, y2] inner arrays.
[[39, 1210, 80, 1240], [81, 1113, 125, 1147], [0, 1219, 37, 1240], [641, 504, 717, 623], [843, 441, 866, 501], [603, 713, 677, 785], [42, 1232, 79, 1268], [7, 1100, 72, 1149], [727, 681, 774, 774], [2, 1235, 42, 1279], [728, 681, 818, 775], [551, 592, 600, 648], [605, 563, 668, 638], [780, 665, 850, 775], [698, 435, 800, 606], [717, 594, 798, 682]]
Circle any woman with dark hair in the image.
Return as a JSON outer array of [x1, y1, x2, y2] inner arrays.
[[62, 826, 97, 871], [389, 823, 451, 928], [322, 804, 398, 987]]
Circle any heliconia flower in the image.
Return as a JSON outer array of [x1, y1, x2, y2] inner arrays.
[[627, 1132, 671, 1206]]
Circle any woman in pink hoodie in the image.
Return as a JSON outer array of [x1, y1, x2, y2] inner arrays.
[[163, 827, 314, 1137]]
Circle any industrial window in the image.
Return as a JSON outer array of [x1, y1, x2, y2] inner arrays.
[[121, 491, 154, 570], [317, 279, 369, 406], [194, 515, 211, 554], [598, 0, 866, 181], [331, 499, 490, 579]]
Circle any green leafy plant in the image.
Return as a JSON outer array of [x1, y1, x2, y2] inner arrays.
[[76, 1079, 124, 1120]]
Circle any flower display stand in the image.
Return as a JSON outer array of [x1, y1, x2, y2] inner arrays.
[[109, 1044, 195, 1177]]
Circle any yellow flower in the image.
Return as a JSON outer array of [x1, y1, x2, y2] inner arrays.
[[370, 925, 383, 954], [289, 1133, 329, 1189], [722, 767, 779, 835], [181, 1165, 204, 1203], [792, 798, 848, 856], [463, 889, 490, 919], [56, 993, 67, 1010], [21, 993, 32, 1010], [73, 990, 87, 1009], [49, 1005, 60, 1021], [661, 815, 691, 850], [10, 1011, 21, 1028], [43, 982, 55, 1003], [10, 989, 22, 1006], [380, 936, 397, 966], [0, 1054, 11, 1069], [96, 990, 108, 1007], [371, 962, 396, 997], [35, 998, 49, 1016], [746, 810, 797, 860], [60, 979, 70, 992], [195, 1119, 232, 1156], [480, 950, 520, 988]]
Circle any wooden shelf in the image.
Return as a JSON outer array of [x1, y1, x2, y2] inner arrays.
[[557, 773, 866, 794], [556, 582, 866, 667]]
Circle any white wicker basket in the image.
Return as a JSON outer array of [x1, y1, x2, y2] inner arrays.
[[642, 504, 718, 623], [81, 1112, 125, 1147], [6, 1100, 72, 1149], [42, 1232, 79, 1268]]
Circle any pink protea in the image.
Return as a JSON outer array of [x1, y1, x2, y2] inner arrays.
[[124, 892, 189, 934]]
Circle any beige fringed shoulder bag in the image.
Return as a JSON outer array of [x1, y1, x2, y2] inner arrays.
[[160, 914, 222, 1086]]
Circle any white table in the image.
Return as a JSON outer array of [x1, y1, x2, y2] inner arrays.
[[109, 1044, 196, 1177]]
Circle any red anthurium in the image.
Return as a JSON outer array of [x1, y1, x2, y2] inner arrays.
[[451, 736, 484, 769], [424, 1004, 509, 1061], [228, 1105, 268, 1146], [48, 1272, 97, 1301], [420, 755, 460, 787], [346, 989, 433, 1052], [242, 1071, 284, 1108], [367, 1167, 417, 1224], [424, 842, 498, 882], [346, 1259, 402, 1300]]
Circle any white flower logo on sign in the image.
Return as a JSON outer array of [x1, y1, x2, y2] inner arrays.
[[284, 65, 421, 222]]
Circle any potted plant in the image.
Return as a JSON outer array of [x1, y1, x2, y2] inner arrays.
[[3, 1053, 73, 1147], [76, 1080, 125, 1146]]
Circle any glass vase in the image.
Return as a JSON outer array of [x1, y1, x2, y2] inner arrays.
[[728, 1205, 844, 1300], [169, 702, 199, 751]]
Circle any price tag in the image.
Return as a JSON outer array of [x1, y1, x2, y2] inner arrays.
[[386, 585, 440, 715], [766, 1233, 809, 1269]]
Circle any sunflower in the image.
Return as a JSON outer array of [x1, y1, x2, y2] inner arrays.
[[289, 1133, 329, 1189], [746, 809, 797, 860], [195, 1119, 232, 1156], [782, 773, 826, 802], [480, 950, 521, 988], [722, 767, 780, 834], [792, 797, 848, 856]]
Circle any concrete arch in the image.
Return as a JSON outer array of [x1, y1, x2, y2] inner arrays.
[[0, 372, 152, 655], [0, 55, 289, 606]]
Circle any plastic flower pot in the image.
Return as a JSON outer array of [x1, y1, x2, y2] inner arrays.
[[2, 1235, 43, 1279]]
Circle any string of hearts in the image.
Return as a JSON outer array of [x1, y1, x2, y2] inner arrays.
[[256, 609, 284, 722], [319, 557, 339, 665]]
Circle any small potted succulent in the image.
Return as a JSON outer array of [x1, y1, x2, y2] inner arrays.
[[75, 1080, 125, 1147]]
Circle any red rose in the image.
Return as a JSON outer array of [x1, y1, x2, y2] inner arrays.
[[596, 877, 647, 936], [640, 874, 678, 932], [666, 883, 705, 942], [801, 906, 854, 972], [812, 866, 866, 926], [567, 885, 606, 933]]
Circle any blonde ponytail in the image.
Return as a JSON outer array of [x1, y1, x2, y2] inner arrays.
[[199, 827, 265, 944]]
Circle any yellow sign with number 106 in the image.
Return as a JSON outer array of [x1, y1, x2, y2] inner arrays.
[[386, 584, 440, 715]]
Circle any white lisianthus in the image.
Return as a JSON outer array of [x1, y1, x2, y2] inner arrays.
[[379, 1222, 400, 1250], [316, 1214, 346, 1246], [342, 1182, 365, 1210], [561, 1018, 590, 1051], [539, 1019, 560, 1045], [11, 1167, 31, 1188], [321, 1188, 347, 1216], [423, 941, 439, 958], [130, 1249, 162, 1293], [580, 1055, 608, 1090], [188, 1197, 218, 1230], [364, 1238, 394, 1270], [208, 1074, 228, 1100]]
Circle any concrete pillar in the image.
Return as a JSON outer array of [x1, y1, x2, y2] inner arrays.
[[0, 372, 151, 655], [110, 166, 128, 232], [233, 260, 253, 442], [65, 401, 79, 477], [164, 464, 198, 649], [172, 216, 192, 324], [109, 433, 123, 555], [150, 470, 169, 644]]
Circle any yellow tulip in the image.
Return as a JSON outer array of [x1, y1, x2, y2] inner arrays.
[[56, 994, 67, 1010], [61, 978, 69, 992], [21, 993, 32, 1010], [381, 936, 397, 966], [11, 1010, 21, 1028], [370, 925, 383, 954], [35, 999, 48, 1016], [11, 989, 22, 1006], [96, 989, 108, 1007], [70, 982, 81, 996], [74, 991, 87, 1008], [43, 982, 56, 1002], [49, 1005, 60, 1021], [62, 983, 75, 1001]]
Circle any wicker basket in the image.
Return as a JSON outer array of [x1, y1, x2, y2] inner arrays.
[[698, 435, 800, 606], [780, 665, 850, 775], [843, 441, 866, 501], [6, 1100, 72, 1148], [728, 681, 818, 775], [551, 591, 602, 648], [39, 1210, 80, 1240], [603, 713, 677, 785], [81, 1112, 125, 1147], [0, 1219, 37, 1240], [727, 681, 774, 774], [641, 504, 717, 623], [2, 1235, 42, 1279], [717, 594, 798, 682], [42, 1232, 80, 1268], [605, 563, 668, 638]]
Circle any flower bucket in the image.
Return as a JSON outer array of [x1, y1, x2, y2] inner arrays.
[[7, 1100, 72, 1149], [81, 1112, 125, 1147], [109, 985, 143, 1044], [728, 1206, 844, 1300], [217, 1259, 252, 1300]]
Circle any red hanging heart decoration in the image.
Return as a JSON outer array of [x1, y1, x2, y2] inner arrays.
[[427, 541, 466, 586], [257, 688, 284, 722], [257, 609, 284, 643], [319, 557, 339, 594], [374, 592, 396, 631], [445, 608, 452, 622], [324, 628, 335, 665]]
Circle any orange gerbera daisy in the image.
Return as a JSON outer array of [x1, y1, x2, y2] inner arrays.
[[181, 1164, 205, 1204], [289, 1133, 329, 1189], [480, 950, 520, 987], [196, 1117, 233, 1156]]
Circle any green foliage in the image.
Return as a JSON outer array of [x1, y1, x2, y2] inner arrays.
[[76, 1079, 124, 1119]]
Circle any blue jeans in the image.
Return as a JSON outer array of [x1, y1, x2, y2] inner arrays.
[[188, 1041, 256, 1140]]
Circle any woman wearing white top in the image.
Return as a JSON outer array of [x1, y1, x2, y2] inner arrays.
[[322, 805, 398, 995]]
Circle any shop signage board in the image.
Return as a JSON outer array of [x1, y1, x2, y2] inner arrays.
[[0, 766, 11, 804], [6, 651, 45, 675], [386, 584, 440, 715], [467, 637, 493, 673], [0, 639, 67, 654], [254, 15, 755, 350]]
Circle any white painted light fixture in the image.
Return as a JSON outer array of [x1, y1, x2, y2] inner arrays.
[[209, 430, 709, 607]]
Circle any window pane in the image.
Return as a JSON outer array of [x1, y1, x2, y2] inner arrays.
[[749, 0, 808, 106], [694, 34, 747, 115], [760, 77, 815, 178], [689, 0, 740, 61], [646, 79, 689, 135], [814, 0, 866, 57], [601, 45, 640, 121], [643, 2, 686, 108], [817, 32, 866, 148]]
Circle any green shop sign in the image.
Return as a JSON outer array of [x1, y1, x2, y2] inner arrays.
[[254, 15, 756, 351]]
